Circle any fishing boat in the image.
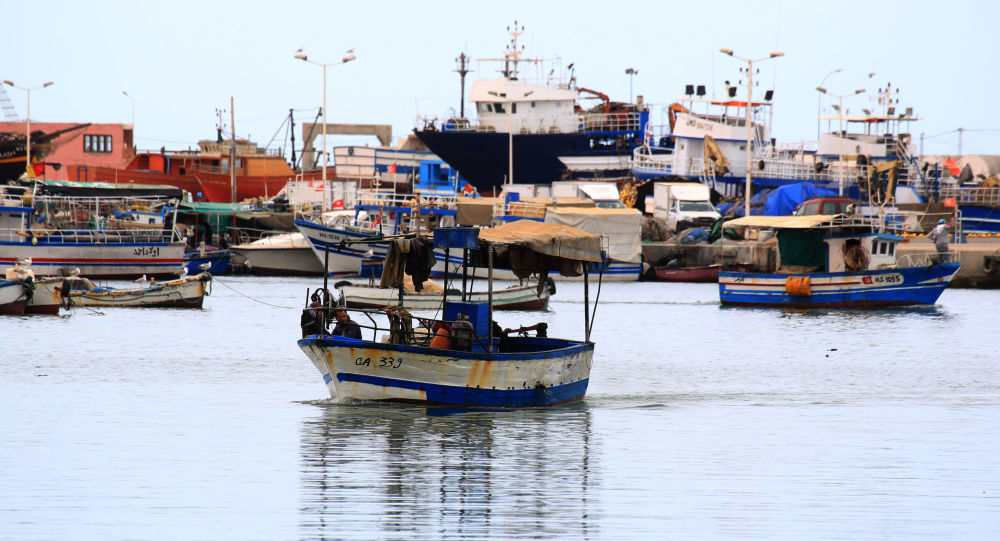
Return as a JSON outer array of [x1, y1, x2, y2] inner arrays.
[[414, 23, 648, 193], [298, 222, 604, 407], [333, 276, 552, 311], [651, 263, 752, 283], [4, 258, 62, 315], [295, 192, 459, 277], [60, 272, 212, 309], [717, 214, 960, 308], [231, 231, 324, 276], [0, 181, 186, 279], [0, 278, 29, 314]]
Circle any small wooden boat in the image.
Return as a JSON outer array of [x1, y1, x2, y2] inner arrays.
[[61, 272, 213, 309], [298, 222, 605, 407], [718, 215, 960, 308], [334, 278, 552, 311], [4, 259, 64, 315], [652, 263, 752, 283], [0, 279, 29, 315]]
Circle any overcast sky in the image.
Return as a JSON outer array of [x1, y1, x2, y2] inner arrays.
[[6, 0, 998, 157]]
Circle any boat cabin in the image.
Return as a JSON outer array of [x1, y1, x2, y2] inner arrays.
[[724, 214, 902, 273]]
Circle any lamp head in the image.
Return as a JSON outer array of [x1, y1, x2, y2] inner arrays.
[[43, 81, 54, 88], [294, 53, 308, 61], [855, 89, 866, 95], [769, 51, 784, 58], [719, 48, 734, 56], [342, 54, 356, 63], [816, 86, 827, 94], [2, 80, 13, 87]]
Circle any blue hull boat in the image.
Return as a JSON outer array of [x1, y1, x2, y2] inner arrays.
[[717, 214, 961, 308]]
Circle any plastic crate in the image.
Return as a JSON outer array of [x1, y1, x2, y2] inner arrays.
[[433, 227, 479, 249]]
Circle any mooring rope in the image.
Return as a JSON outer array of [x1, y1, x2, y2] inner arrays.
[[211, 276, 298, 309]]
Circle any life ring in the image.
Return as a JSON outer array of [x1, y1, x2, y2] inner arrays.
[[844, 245, 870, 272]]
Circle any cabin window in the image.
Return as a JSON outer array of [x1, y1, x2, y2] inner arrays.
[[821, 202, 838, 214], [494, 102, 505, 113], [84, 134, 113, 153], [480, 103, 490, 113], [888, 243, 895, 256], [531, 102, 536, 108], [511, 103, 517, 114]]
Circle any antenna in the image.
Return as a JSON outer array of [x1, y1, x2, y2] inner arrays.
[[455, 52, 472, 118]]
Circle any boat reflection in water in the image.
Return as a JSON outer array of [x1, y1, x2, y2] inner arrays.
[[297, 403, 596, 539]]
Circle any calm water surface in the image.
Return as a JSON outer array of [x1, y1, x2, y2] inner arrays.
[[1, 276, 998, 540]]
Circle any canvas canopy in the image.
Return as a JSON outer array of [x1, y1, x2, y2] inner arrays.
[[724, 214, 842, 229], [543, 206, 642, 264], [456, 198, 499, 226], [478, 219, 603, 263]]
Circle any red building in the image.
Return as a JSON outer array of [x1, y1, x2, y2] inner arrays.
[[0, 121, 134, 180]]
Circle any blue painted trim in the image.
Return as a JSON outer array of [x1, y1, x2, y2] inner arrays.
[[336, 372, 589, 407]]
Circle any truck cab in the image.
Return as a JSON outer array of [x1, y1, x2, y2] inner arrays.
[[793, 197, 853, 216], [652, 182, 720, 233]]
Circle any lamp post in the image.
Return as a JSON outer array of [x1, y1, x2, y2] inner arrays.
[[817, 68, 842, 142], [122, 90, 135, 126], [3, 79, 54, 177], [295, 48, 356, 208], [815, 86, 865, 195], [488, 89, 533, 185], [625, 67, 638, 103], [718, 49, 783, 217]]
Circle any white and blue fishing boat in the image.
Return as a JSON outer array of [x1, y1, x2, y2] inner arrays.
[[718, 214, 960, 308], [298, 221, 604, 407], [0, 182, 186, 279]]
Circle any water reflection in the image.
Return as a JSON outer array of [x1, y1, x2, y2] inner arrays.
[[298, 402, 596, 541]]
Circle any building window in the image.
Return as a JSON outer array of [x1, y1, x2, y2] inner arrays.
[[84, 134, 113, 153]]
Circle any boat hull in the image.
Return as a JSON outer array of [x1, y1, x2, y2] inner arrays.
[[339, 282, 549, 311], [64, 273, 211, 308], [0, 241, 186, 280], [299, 336, 593, 407], [652, 264, 752, 283], [718, 264, 961, 308], [232, 234, 325, 276], [25, 278, 62, 315], [183, 250, 233, 275], [0, 280, 28, 315]]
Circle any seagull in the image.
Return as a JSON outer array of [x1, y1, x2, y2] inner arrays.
[[364, 249, 374, 259], [197, 262, 212, 272], [296, 47, 303, 53], [133, 274, 147, 284]]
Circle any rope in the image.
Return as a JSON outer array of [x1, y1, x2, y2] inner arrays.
[[212, 276, 297, 309]]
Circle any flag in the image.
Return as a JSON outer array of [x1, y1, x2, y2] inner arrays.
[[388, 163, 397, 174], [943, 197, 956, 208]]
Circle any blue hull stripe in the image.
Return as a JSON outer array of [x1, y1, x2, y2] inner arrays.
[[336, 372, 589, 407]]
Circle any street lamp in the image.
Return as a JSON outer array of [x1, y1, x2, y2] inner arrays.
[[488, 89, 533, 185], [815, 86, 865, 195], [718, 49, 783, 217], [295, 48, 356, 208], [625, 67, 638, 103], [817, 68, 842, 141], [3, 79, 54, 177], [122, 90, 135, 126]]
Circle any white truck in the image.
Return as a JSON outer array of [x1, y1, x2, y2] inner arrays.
[[652, 182, 720, 233]]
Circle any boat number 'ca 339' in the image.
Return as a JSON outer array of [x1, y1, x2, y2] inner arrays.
[[862, 273, 903, 285], [355, 356, 403, 368]]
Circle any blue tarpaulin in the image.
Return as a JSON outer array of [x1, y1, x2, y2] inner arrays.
[[763, 184, 839, 216]]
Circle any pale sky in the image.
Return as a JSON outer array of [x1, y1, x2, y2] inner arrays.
[[6, 0, 998, 157]]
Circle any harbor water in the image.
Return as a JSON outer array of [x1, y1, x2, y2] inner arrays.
[[2, 276, 998, 540]]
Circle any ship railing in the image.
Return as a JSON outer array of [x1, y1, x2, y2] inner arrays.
[[357, 189, 460, 209], [933, 185, 1000, 208], [7, 226, 174, 245], [416, 110, 643, 135], [631, 145, 674, 174]]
